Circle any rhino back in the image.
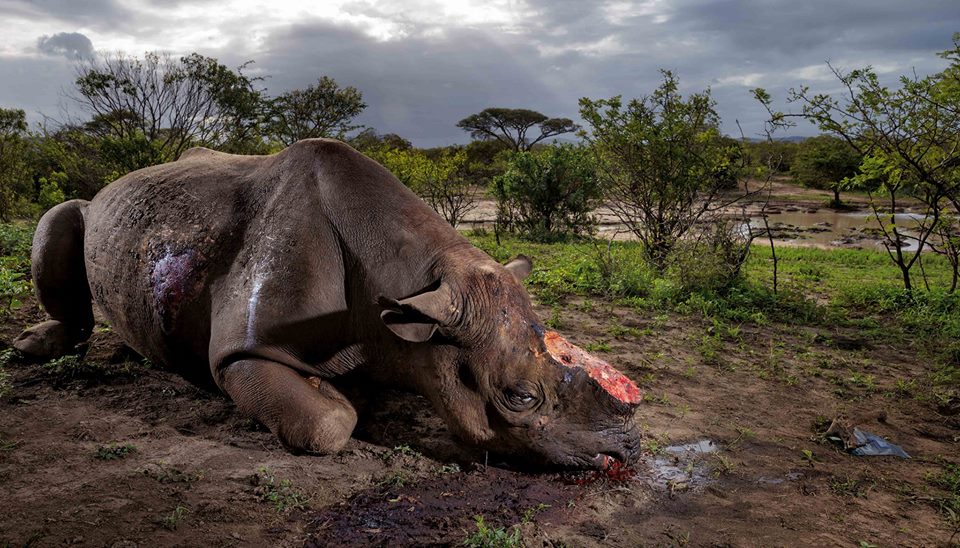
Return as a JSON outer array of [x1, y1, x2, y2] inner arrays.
[[81, 140, 479, 386]]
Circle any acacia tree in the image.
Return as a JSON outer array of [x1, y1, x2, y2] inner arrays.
[[580, 70, 746, 271], [456, 108, 578, 151], [790, 134, 862, 207], [754, 33, 960, 291], [267, 76, 366, 145], [73, 52, 265, 159]]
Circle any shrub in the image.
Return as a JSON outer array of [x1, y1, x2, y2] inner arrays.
[[492, 144, 600, 242]]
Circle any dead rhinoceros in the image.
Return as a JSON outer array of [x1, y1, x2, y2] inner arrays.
[[15, 139, 642, 469]]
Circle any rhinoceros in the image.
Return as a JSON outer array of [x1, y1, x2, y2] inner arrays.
[[14, 139, 642, 469]]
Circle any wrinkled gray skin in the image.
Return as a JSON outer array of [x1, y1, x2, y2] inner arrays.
[[15, 139, 640, 469]]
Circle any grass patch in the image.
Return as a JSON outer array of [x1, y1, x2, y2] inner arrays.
[[462, 515, 523, 548], [252, 467, 310, 513], [95, 443, 136, 460]]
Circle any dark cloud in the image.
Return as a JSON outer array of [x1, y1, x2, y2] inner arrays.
[[0, 0, 135, 29], [1, 0, 958, 143], [37, 32, 94, 60], [244, 21, 574, 147]]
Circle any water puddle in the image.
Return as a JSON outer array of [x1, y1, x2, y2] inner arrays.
[[639, 439, 718, 492]]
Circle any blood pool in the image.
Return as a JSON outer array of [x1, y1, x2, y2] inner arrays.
[[543, 331, 642, 405]]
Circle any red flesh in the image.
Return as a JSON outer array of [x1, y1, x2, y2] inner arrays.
[[543, 331, 642, 405]]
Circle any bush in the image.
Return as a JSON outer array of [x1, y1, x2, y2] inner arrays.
[[669, 220, 752, 294], [492, 144, 601, 242], [38, 172, 67, 211]]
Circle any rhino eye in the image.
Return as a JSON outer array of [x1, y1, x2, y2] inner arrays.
[[505, 386, 539, 411]]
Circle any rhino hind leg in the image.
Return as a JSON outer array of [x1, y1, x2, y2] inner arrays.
[[219, 359, 358, 454], [14, 200, 94, 360]]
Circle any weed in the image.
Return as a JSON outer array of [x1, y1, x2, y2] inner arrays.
[[140, 462, 204, 484], [583, 340, 611, 353], [462, 515, 522, 548], [252, 467, 310, 513], [161, 505, 189, 530], [521, 503, 549, 523], [711, 454, 736, 477], [436, 463, 462, 474], [377, 470, 411, 489], [545, 306, 563, 329], [642, 438, 665, 455], [800, 449, 817, 466], [830, 476, 870, 498], [95, 443, 136, 461], [382, 444, 422, 463]]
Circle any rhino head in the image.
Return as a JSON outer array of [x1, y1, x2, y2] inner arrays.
[[378, 255, 642, 470]]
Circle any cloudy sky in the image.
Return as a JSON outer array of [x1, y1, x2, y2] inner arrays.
[[1, 0, 957, 147]]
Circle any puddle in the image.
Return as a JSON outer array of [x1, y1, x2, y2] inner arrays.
[[639, 439, 718, 491]]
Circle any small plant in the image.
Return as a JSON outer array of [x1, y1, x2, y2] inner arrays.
[[140, 462, 204, 484], [381, 444, 422, 463], [462, 515, 522, 548], [800, 449, 817, 466], [521, 503, 550, 524], [545, 306, 563, 329], [0, 348, 14, 398], [96, 443, 136, 460], [377, 470, 411, 489], [583, 340, 611, 353], [252, 467, 310, 513], [161, 505, 189, 530], [437, 463, 461, 474]]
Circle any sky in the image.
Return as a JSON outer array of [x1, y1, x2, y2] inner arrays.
[[0, 0, 957, 147]]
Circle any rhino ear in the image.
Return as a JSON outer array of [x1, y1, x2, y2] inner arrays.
[[378, 283, 458, 343], [504, 254, 533, 281]]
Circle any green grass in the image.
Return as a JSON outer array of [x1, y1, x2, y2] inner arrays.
[[462, 515, 523, 548], [95, 443, 136, 460], [467, 232, 960, 399], [252, 467, 310, 513]]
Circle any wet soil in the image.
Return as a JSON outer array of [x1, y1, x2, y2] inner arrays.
[[1, 297, 958, 547]]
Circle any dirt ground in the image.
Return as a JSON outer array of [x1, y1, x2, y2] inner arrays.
[[1, 295, 958, 547]]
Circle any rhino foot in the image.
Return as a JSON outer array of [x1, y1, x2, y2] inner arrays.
[[13, 320, 83, 360]]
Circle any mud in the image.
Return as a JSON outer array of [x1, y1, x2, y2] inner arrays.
[[1, 296, 958, 546]]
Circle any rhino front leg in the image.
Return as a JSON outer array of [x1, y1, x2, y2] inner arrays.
[[219, 359, 358, 454]]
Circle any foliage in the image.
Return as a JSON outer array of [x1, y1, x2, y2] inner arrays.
[[73, 51, 266, 159], [492, 144, 601, 241], [580, 70, 746, 270], [669, 219, 752, 294], [462, 515, 522, 548], [790, 135, 861, 206], [744, 139, 799, 174], [95, 443, 137, 460], [755, 33, 960, 291], [0, 108, 33, 220], [37, 171, 67, 211], [268, 76, 366, 145], [457, 107, 578, 151], [253, 467, 310, 513], [373, 147, 477, 226]]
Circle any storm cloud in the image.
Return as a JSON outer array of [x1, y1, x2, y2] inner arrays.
[[0, 0, 956, 146], [37, 32, 94, 60]]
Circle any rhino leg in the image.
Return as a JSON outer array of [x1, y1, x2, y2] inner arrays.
[[14, 200, 94, 359], [219, 359, 358, 454]]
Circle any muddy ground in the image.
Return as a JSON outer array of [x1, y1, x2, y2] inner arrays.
[[1, 295, 958, 547]]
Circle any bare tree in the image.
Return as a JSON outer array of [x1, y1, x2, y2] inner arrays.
[[72, 51, 264, 159]]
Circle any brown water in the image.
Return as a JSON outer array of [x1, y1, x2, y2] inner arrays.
[[461, 202, 933, 251]]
